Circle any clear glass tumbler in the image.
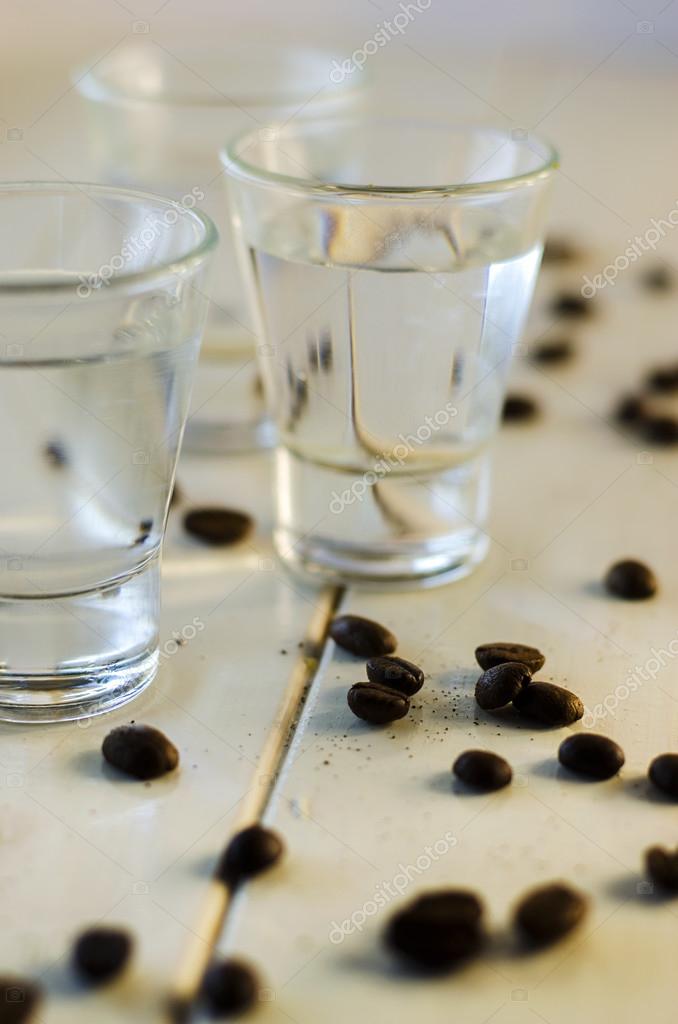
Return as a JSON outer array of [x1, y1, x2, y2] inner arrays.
[[75, 42, 363, 452], [222, 119, 556, 587], [0, 182, 216, 722]]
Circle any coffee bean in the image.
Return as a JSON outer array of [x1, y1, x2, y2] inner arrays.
[[183, 507, 253, 546], [102, 724, 179, 780], [0, 977, 42, 1024], [347, 682, 410, 725], [530, 338, 574, 365], [542, 238, 579, 264], [513, 682, 584, 727], [502, 394, 539, 423], [614, 394, 647, 425], [604, 559, 657, 600], [44, 440, 67, 467], [645, 845, 678, 892], [215, 825, 284, 887], [329, 615, 397, 657], [641, 266, 673, 292], [475, 642, 545, 674], [385, 890, 485, 969], [475, 662, 532, 710], [453, 749, 512, 791], [648, 753, 678, 798], [550, 292, 591, 319], [202, 959, 259, 1016], [558, 733, 625, 779], [645, 363, 678, 393], [641, 414, 678, 445], [366, 655, 424, 696], [514, 882, 588, 945], [72, 927, 133, 984]]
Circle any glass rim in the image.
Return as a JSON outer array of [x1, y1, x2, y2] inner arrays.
[[221, 117, 559, 198], [0, 181, 218, 297]]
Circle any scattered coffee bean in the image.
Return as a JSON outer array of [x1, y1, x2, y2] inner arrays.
[[514, 882, 588, 945], [475, 642, 545, 674], [614, 394, 647, 425], [550, 292, 591, 319], [502, 394, 539, 423], [366, 655, 424, 696], [542, 237, 579, 264], [558, 733, 625, 779], [641, 266, 673, 292], [648, 753, 678, 799], [385, 890, 485, 969], [645, 363, 678, 393], [513, 682, 584, 727], [641, 413, 678, 445], [329, 614, 397, 657], [604, 559, 657, 600], [347, 682, 410, 724], [102, 724, 179, 780], [44, 440, 67, 467], [72, 927, 133, 984], [0, 977, 42, 1024], [530, 338, 574, 365], [183, 507, 253, 546], [475, 662, 532, 710], [453, 749, 512, 791], [215, 825, 284, 887], [645, 845, 678, 892], [202, 959, 259, 1016]]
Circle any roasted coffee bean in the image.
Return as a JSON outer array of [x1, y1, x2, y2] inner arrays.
[[329, 614, 397, 657], [641, 414, 678, 445], [604, 559, 657, 600], [645, 845, 678, 892], [347, 682, 410, 724], [542, 238, 579, 264], [475, 662, 532, 710], [475, 642, 545, 674], [614, 394, 647, 425], [366, 655, 424, 696], [102, 724, 179, 780], [550, 292, 591, 319], [183, 507, 253, 546], [0, 977, 42, 1024], [558, 733, 625, 779], [453, 749, 512, 791], [72, 927, 133, 984], [202, 958, 259, 1016], [514, 882, 587, 945], [44, 440, 67, 467], [215, 825, 284, 887], [641, 266, 673, 291], [648, 753, 678, 798], [513, 682, 584, 727], [502, 394, 539, 422], [530, 338, 574, 365], [645, 363, 678, 393], [385, 890, 485, 969]]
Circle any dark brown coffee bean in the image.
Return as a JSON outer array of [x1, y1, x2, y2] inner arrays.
[[648, 753, 678, 798], [475, 662, 532, 710], [44, 440, 67, 467], [72, 927, 133, 984], [202, 959, 259, 1016], [453, 749, 512, 791], [614, 394, 647, 425], [215, 825, 284, 887], [513, 682, 584, 727], [183, 507, 253, 546], [385, 890, 485, 969], [558, 733, 625, 779], [641, 414, 678, 445], [645, 845, 678, 892], [347, 682, 409, 724], [502, 394, 539, 422], [329, 615, 397, 657], [102, 724, 179, 780], [542, 238, 579, 264], [0, 977, 42, 1024], [550, 292, 591, 319], [641, 266, 673, 291], [475, 642, 545, 674], [514, 882, 587, 945], [645, 363, 678, 393], [366, 655, 424, 696], [530, 338, 574, 365], [604, 559, 656, 600]]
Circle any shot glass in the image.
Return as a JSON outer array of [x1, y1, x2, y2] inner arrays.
[[0, 182, 217, 722], [222, 119, 556, 587], [75, 42, 363, 452]]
